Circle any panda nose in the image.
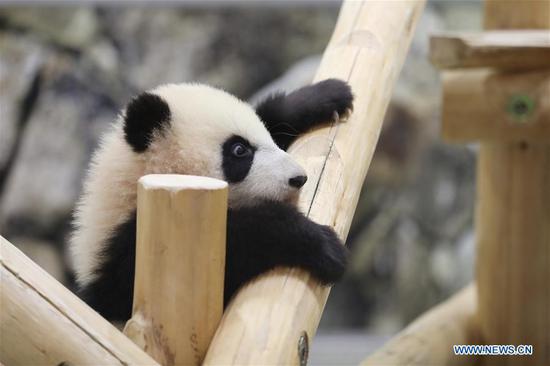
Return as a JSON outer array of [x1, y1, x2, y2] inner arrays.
[[288, 175, 308, 188]]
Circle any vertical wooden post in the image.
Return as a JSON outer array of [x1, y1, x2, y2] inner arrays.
[[124, 174, 227, 366], [477, 1, 550, 365]]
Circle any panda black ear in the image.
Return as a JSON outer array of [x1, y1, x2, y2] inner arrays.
[[123, 92, 171, 153]]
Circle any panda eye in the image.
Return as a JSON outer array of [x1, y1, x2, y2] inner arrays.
[[231, 142, 251, 158]]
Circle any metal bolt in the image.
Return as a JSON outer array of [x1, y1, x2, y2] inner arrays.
[[507, 95, 535, 123], [298, 331, 309, 366]]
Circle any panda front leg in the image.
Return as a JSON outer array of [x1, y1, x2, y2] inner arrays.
[[224, 199, 348, 305], [255, 79, 354, 151]]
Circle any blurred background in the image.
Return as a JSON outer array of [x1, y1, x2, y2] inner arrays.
[[0, 1, 482, 364]]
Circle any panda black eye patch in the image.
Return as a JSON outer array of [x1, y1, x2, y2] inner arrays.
[[222, 135, 256, 183]]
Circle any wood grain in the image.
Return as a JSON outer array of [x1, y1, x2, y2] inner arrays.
[[484, 0, 550, 29], [476, 143, 550, 366], [124, 175, 227, 366], [0, 236, 159, 366], [203, 1, 426, 365]]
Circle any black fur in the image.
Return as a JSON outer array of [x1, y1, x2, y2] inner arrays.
[[255, 79, 354, 150], [123, 93, 171, 153], [79, 202, 348, 321], [78, 213, 136, 320], [224, 200, 348, 304], [222, 135, 256, 183]]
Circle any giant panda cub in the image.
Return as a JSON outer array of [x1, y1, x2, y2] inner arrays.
[[70, 79, 353, 321]]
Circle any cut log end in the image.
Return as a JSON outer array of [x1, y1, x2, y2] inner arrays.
[[139, 174, 228, 191]]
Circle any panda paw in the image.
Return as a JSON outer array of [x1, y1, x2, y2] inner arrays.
[[310, 78, 354, 124], [309, 224, 349, 284]]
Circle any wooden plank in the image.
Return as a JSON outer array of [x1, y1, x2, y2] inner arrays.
[[0, 236, 158, 366], [430, 30, 550, 69], [203, 1, 426, 365], [441, 69, 550, 143], [362, 284, 480, 366], [124, 175, 227, 366]]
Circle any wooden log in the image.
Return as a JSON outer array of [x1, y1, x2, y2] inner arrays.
[[430, 30, 550, 70], [362, 284, 480, 366], [0, 235, 159, 366], [203, 1, 425, 365], [476, 1, 550, 365], [440, 69, 550, 143], [124, 175, 227, 366]]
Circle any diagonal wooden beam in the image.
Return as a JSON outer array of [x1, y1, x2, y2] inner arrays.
[[0, 236, 159, 366], [203, 1, 425, 364], [362, 284, 480, 366]]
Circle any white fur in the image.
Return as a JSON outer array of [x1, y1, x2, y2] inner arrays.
[[70, 123, 143, 285], [229, 146, 305, 207], [70, 83, 306, 286]]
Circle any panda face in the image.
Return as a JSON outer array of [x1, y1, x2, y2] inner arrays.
[[221, 135, 306, 208], [124, 83, 307, 208]]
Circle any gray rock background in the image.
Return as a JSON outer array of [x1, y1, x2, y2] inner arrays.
[[0, 0, 482, 349]]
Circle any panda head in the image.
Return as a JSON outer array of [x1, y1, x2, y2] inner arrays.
[[123, 83, 307, 208]]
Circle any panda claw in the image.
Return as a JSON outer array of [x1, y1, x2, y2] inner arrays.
[[339, 108, 350, 122], [334, 108, 353, 123], [344, 108, 353, 121]]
